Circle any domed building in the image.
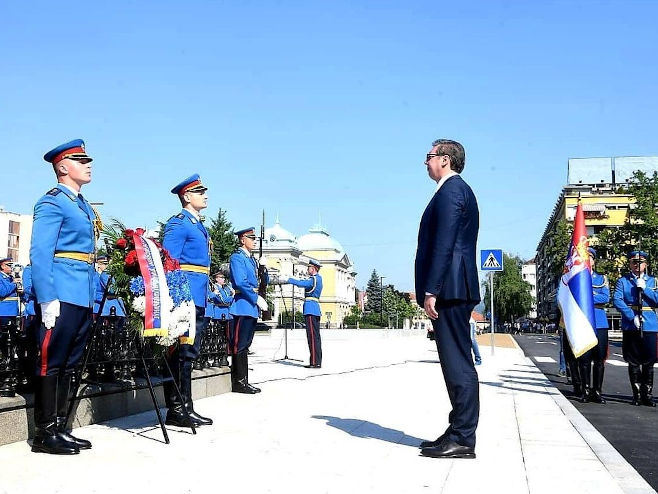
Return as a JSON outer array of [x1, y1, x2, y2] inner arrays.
[[261, 217, 357, 327]]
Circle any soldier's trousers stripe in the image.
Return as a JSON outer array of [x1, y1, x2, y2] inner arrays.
[[40, 329, 52, 376], [307, 315, 316, 365]]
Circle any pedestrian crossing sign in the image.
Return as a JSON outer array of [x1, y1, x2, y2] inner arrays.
[[480, 249, 503, 271]]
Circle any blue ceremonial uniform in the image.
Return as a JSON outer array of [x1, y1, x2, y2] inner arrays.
[[613, 273, 658, 332], [0, 271, 19, 317], [163, 210, 210, 308], [30, 184, 96, 377], [94, 272, 126, 317], [592, 272, 610, 330], [214, 285, 233, 321], [21, 265, 36, 317], [229, 248, 261, 319], [613, 264, 658, 406], [287, 273, 323, 367], [30, 185, 96, 308]]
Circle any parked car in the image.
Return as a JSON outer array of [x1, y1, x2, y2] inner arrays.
[[255, 322, 271, 332]]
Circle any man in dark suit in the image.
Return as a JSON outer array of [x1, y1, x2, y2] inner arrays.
[[414, 138, 480, 459]]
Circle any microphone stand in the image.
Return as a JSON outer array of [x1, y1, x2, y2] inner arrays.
[[274, 284, 302, 363]]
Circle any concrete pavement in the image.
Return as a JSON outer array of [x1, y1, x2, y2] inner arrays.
[[0, 328, 654, 494]]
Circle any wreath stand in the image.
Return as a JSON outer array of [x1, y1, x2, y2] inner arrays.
[[65, 276, 196, 444]]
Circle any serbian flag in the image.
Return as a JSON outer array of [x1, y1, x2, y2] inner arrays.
[[133, 233, 173, 337], [557, 202, 598, 357]]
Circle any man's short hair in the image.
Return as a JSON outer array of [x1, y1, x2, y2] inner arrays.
[[432, 139, 465, 173]]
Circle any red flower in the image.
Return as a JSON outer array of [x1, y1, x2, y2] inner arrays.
[[125, 250, 138, 266], [116, 238, 128, 250], [164, 257, 180, 272], [125, 229, 134, 237]]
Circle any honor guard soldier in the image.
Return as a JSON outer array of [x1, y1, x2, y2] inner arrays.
[[0, 257, 20, 396], [30, 139, 97, 454], [228, 227, 269, 393], [212, 271, 234, 322], [277, 259, 324, 368], [577, 247, 610, 403], [613, 250, 658, 406], [162, 174, 213, 427]]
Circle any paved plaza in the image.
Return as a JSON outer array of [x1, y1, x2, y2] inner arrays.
[[0, 329, 654, 494]]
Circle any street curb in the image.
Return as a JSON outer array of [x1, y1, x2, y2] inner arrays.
[[527, 358, 656, 494]]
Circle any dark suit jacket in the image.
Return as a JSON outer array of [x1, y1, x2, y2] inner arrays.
[[415, 175, 480, 307]]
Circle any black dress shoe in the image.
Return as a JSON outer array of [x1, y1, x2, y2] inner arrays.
[[165, 409, 196, 428], [421, 440, 475, 459], [57, 431, 92, 449], [187, 410, 213, 425], [32, 426, 80, 455], [304, 364, 321, 368], [233, 380, 259, 394], [419, 432, 448, 449]]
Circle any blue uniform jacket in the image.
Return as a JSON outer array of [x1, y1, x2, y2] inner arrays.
[[205, 286, 219, 318], [94, 271, 126, 317], [30, 184, 96, 308], [613, 273, 658, 332], [0, 271, 19, 316], [592, 271, 610, 329], [229, 249, 268, 318], [414, 175, 480, 306], [163, 209, 210, 308], [215, 285, 234, 321], [287, 274, 323, 316], [21, 265, 36, 317]]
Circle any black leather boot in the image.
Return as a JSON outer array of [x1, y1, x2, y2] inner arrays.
[[640, 365, 656, 407], [590, 363, 605, 404], [232, 350, 260, 394], [56, 374, 91, 449], [164, 357, 195, 428], [629, 365, 642, 406], [32, 375, 79, 454], [568, 359, 582, 397], [182, 361, 212, 425]]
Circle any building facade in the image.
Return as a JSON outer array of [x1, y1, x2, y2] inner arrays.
[[535, 156, 658, 321], [0, 208, 33, 266], [260, 218, 357, 327], [521, 259, 537, 319]]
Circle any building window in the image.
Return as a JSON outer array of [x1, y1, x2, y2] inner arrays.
[[7, 220, 19, 261]]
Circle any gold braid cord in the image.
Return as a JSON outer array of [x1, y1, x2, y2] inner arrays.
[[90, 204, 104, 241]]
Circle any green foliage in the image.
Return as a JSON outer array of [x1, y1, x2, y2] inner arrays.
[[364, 269, 382, 313], [205, 209, 239, 275], [596, 171, 658, 285], [545, 219, 573, 279], [343, 305, 362, 326], [483, 253, 533, 324], [279, 310, 304, 325]]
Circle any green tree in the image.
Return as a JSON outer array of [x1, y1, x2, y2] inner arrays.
[[205, 209, 239, 274], [364, 269, 382, 314], [483, 253, 533, 324], [545, 219, 572, 279]]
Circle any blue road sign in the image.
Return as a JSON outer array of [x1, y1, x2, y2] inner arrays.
[[481, 249, 503, 271]]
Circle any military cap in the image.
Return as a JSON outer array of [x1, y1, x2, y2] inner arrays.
[[171, 173, 208, 195], [0, 257, 12, 265], [308, 259, 322, 269], [235, 227, 256, 237], [96, 255, 109, 263], [44, 139, 92, 164], [587, 247, 597, 259], [628, 250, 649, 261]]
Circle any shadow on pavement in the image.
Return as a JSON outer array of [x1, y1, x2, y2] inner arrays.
[[312, 415, 424, 447], [479, 380, 553, 396]]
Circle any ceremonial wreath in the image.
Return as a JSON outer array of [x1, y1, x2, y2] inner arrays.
[[103, 221, 196, 346]]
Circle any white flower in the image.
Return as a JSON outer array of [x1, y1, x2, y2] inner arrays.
[[132, 296, 146, 315]]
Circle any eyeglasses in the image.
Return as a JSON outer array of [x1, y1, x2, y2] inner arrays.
[[425, 153, 447, 163], [244, 235, 257, 240], [630, 259, 646, 264]]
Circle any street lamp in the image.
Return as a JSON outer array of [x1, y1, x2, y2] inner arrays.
[[379, 276, 386, 327]]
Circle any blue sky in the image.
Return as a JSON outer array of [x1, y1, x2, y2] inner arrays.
[[2, 1, 657, 292]]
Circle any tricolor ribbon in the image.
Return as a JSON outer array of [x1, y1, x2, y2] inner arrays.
[[133, 233, 172, 337]]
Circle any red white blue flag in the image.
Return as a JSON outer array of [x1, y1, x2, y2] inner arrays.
[[557, 202, 598, 357]]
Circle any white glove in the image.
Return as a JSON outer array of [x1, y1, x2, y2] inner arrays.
[[634, 315, 642, 329], [636, 277, 646, 290], [275, 277, 289, 285], [256, 296, 269, 311], [41, 300, 61, 329]]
